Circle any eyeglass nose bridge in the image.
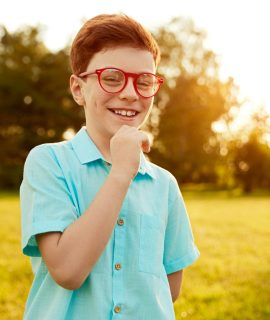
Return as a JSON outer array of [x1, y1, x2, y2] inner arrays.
[[120, 72, 141, 97]]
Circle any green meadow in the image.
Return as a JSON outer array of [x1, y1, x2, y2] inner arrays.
[[0, 191, 269, 320]]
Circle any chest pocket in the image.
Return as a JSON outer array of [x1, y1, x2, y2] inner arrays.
[[139, 214, 165, 277]]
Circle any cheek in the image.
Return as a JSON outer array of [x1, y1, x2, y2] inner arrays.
[[94, 85, 113, 103], [88, 90, 113, 111], [95, 97, 114, 115], [143, 98, 154, 112], [100, 93, 114, 105]]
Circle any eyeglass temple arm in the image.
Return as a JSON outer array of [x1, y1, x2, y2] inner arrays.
[[78, 71, 97, 78]]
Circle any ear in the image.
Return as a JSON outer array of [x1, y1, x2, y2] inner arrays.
[[70, 75, 85, 106]]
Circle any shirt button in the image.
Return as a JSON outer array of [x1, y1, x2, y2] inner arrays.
[[115, 263, 122, 270], [114, 305, 121, 313], [117, 218, 124, 226]]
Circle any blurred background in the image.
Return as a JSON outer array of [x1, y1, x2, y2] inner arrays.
[[0, 0, 269, 319]]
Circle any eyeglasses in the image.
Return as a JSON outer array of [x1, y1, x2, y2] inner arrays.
[[78, 67, 164, 98]]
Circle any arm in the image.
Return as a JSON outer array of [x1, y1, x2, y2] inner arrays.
[[37, 170, 130, 290], [167, 270, 183, 303], [164, 177, 199, 302], [36, 125, 150, 290]]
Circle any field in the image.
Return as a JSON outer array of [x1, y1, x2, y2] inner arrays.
[[0, 191, 269, 319]]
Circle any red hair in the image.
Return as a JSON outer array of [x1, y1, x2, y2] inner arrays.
[[70, 14, 160, 75]]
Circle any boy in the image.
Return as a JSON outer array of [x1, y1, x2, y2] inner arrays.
[[20, 14, 199, 320]]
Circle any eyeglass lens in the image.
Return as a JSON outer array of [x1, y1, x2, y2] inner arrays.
[[99, 69, 159, 97]]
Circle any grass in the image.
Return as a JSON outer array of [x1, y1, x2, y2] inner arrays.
[[0, 190, 269, 319], [176, 190, 270, 320], [0, 192, 33, 319]]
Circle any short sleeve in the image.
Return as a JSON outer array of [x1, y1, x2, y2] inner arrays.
[[20, 145, 78, 257], [163, 176, 200, 274]]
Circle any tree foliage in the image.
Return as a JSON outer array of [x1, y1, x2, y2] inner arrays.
[[147, 17, 241, 183], [0, 26, 84, 188], [226, 108, 270, 192], [0, 20, 269, 191], [233, 134, 270, 193]]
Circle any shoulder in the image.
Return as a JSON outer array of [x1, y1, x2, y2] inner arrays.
[[146, 159, 178, 185], [146, 159, 181, 200], [147, 161, 186, 214], [24, 140, 72, 175], [26, 140, 71, 162]]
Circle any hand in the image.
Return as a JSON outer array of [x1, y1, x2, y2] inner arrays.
[[110, 125, 151, 180]]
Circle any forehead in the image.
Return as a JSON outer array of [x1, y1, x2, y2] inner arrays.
[[87, 47, 156, 73]]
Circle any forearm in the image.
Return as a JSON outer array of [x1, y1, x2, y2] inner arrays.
[[49, 170, 131, 289], [168, 270, 183, 303]]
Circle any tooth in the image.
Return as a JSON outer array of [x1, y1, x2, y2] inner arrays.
[[113, 109, 136, 116]]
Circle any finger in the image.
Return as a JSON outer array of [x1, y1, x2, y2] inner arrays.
[[138, 132, 151, 153], [118, 124, 135, 132], [142, 141, 151, 153]]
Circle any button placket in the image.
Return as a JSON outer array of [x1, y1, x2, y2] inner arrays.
[[117, 218, 125, 226], [112, 214, 126, 317], [115, 263, 122, 270], [114, 305, 121, 313]]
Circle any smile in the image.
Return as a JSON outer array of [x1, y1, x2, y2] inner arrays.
[[108, 108, 139, 118]]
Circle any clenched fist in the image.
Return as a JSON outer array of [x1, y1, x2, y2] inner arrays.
[[110, 125, 151, 180]]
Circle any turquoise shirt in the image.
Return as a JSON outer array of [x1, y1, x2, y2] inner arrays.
[[20, 126, 199, 320]]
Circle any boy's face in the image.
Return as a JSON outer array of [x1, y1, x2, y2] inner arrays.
[[70, 47, 156, 140]]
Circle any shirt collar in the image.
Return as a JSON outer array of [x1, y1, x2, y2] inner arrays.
[[139, 151, 156, 179], [70, 127, 156, 179], [71, 127, 103, 164]]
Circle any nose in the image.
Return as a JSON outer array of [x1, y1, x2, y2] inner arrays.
[[118, 78, 139, 101]]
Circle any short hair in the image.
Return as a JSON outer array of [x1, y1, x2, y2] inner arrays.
[[70, 13, 160, 75]]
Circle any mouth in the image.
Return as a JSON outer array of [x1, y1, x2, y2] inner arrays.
[[108, 108, 139, 121]]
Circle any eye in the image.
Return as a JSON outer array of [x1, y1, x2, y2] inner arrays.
[[101, 70, 124, 86], [137, 80, 153, 87], [138, 77, 153, 85], [137, 74, 156, 88], [103, 77, 121, 82], [102, 74, 121, 81]]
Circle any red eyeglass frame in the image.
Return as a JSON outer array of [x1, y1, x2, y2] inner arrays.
[[78, 67, 164, 98]]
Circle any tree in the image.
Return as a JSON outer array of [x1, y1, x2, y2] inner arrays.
[[230, 108, 270, 192], [233, 134, 270, 193], [0, 26, 84, 188], [145, 17, 241, 183]]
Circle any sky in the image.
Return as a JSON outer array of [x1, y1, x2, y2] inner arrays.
[[1, 0, 270, 118]]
